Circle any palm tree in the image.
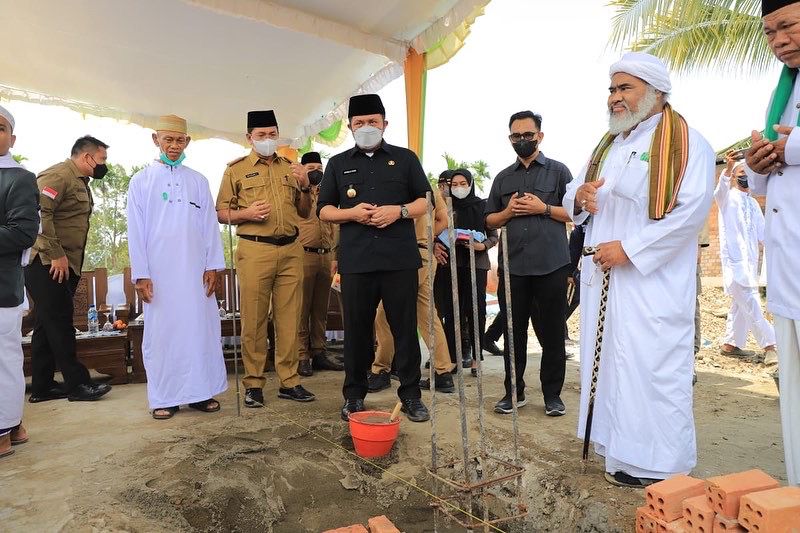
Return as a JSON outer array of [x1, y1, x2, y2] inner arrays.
[[608, 0, 773, 75]]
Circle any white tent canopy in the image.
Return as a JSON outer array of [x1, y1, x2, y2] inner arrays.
[[1, 0, 486, 145]]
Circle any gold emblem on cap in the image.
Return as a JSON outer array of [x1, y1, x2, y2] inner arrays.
[[347, 185, 357, 198], [388, 160, 396, 166]]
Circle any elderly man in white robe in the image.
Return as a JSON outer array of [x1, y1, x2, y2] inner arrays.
[[715, 156, 777, 365], [563, 53, 714, 488], [127, 115, 228, 420], [743, 0, 800, 486]]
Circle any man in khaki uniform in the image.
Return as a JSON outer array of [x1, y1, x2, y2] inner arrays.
[[24, 136, 112, 403], [297, 151, 343, 376], [216, 110, 315, 407], [368, 188, 455, 393]]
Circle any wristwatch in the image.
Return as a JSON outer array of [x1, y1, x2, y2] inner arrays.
[[400, 205, 409, 219], [544, 204, 552, 217]]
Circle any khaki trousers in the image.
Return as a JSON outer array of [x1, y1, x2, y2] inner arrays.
[[299, 251, 333, 361], [237, 238, 302, 389]]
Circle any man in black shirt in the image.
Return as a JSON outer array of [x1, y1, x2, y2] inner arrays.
[[318, 94, 432, 422], [485, 110, 572, 417]]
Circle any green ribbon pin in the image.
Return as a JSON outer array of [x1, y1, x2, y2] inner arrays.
[[162, 192, 168, 201]]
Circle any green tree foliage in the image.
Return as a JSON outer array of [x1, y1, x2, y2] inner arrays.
[[608, 0, 772, 75], [426, 152, 491, 192], [84, 164, 138, 274]]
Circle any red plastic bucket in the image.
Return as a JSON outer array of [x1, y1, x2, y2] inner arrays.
[[348, 410, 401, 458]]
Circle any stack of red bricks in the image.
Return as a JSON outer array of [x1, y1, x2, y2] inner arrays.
[[634, 470, 800, 532], [323, 515, 401, 533]]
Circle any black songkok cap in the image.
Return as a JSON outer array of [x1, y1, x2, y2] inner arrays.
[[301, 151, 322, 165], [348, 94, 386, 118], [762, 0, 799, 16], [247, 110, 278, 129], [438, 170, 454, 184]]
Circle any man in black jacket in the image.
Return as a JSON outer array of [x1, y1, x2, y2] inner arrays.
[[0, 105, 39, 458]]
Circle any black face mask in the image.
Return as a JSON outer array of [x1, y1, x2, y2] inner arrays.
[[512, 139, 537, 159], [308, 169, 323, 186], [92, 163, 109, 180]]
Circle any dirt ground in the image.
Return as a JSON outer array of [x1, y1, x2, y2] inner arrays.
[[0, 286, 786, 532]]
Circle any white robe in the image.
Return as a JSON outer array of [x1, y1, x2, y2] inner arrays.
[[715, 170, 774, 349], [563, 113, 714, 477], [745, 72, 800, 487], [127, 162, 227, 409]]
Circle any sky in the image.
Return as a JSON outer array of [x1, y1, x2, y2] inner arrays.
[[2, 0, 781, 196]]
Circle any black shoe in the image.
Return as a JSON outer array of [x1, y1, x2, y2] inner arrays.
[[604, 471, 659, 488], [419, 372, 455, 393], [494, 393, 527, 414], [298, 359, 313, 377], [67, 383, 111, 402], [278, 385, 316, 402], [483, 341, 503, 356], [400, 398, 430, 422], [341, 399, 366, 421], [461, 358, 472, 369], [544, 396, 566, 417], [244, 388, 264, 408], [367, 371, 391, 393], [28, 384, 68, 403], [312, 352, 344, 371]]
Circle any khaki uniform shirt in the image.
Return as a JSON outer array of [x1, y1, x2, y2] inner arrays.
[[32, 159, 93, 274], [216, 150, 301, 237], [298, 187, 337, 250]]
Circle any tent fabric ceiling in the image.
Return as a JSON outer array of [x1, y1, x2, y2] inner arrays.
[[0, 0, 488, 146]]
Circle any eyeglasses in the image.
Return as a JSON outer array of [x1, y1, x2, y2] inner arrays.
[[509, 132, 539, 142]]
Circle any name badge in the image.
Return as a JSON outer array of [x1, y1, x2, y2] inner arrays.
[[245, 172, 259, 178], [343, 169, 358, 175]]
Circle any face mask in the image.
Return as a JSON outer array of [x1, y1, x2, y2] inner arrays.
[[92, 163, 109, 179], [308, 169, 324, 186], [451, 186, 470, 199], [159, 152, 185, 168], [252, 138, 278, 157], [512, 139, 537, 159], [353, 125, 383, 150]]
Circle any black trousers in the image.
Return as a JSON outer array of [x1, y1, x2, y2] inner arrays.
[[24, 256, 91, 393], [505, 266, 569, 400], [438, 265, 487, 364], [485, 270, 506, 344], [340, 269, 421, 400]]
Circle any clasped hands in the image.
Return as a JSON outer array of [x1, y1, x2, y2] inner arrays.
[[350, 203, 401, 229], [746, 125, 794, 175], [505, 192, 546, 217]]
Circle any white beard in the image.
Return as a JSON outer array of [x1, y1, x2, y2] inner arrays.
[[608, 87, 659, 135]]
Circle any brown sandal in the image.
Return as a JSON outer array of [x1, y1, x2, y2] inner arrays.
[[152, 406, 179, 419]]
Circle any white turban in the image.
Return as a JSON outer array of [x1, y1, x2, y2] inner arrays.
[[0, 104, 14, 131], [609, 52, 672, 93]]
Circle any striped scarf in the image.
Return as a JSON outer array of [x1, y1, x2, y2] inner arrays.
[[585, 103, 689, 220]]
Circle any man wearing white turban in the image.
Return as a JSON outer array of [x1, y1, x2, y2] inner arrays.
[[563, 52, 714, 487]]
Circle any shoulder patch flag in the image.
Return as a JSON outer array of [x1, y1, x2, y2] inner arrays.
[[42, 187, 59, 200]]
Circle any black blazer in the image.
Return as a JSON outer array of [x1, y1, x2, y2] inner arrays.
[[0, 167, 39, 307]]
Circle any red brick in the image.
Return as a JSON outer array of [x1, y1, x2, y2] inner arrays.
[[683, 494, 715, 533], [367, 515, 400, 533], [738, 486, 800, 532], [712, 514, 745, 533], [665, 519, 690, 533], [646, 475, 707, 522], [637, 506, 656, 533], [705, 469, 780, 518], [323, 526, 369, 533]]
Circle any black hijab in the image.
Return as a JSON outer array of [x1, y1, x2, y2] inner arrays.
[[449, 168, 485, 232]]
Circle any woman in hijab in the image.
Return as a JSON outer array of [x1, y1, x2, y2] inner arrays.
[[436, 169, 498, 375]]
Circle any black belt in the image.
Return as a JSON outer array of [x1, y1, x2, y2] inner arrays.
[[304, 247, 331, 254], [239, 233, 298, 246]]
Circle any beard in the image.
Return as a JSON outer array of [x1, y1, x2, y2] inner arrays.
[[608, 87, 659, 135]]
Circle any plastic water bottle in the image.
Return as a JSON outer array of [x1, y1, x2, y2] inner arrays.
[[87, 305, 99, 335]]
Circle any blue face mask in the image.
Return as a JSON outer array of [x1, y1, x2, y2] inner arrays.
[[160, 151, 185, 167]]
